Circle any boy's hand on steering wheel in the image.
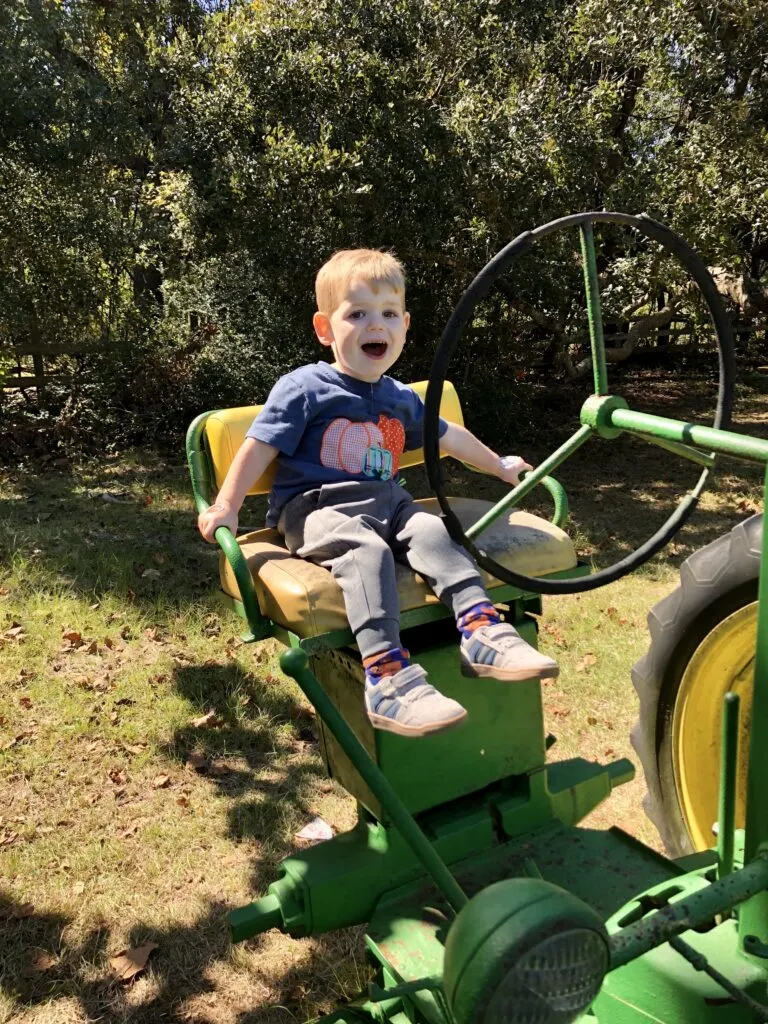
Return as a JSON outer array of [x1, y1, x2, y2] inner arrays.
[[498, 455, 532, 486], [198, 501, 238, 543]]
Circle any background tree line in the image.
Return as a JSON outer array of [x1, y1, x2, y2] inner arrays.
[[1, 0, 767, 457]]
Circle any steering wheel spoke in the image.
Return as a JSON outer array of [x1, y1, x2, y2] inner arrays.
[[425, 211, 736, 595], [466, 424, 594, 541], [579, 223, 609, 397]]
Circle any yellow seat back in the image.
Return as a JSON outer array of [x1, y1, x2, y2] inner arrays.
[[204, 379, 464, 495]]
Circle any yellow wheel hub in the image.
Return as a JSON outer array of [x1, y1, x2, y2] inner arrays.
[[673, 602, 755, 851]]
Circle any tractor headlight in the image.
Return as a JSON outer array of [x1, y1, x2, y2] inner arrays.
[[443, 878, 609, 1024]]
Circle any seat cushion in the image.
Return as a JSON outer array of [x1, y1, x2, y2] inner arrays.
[[219, 497, 577, 639]]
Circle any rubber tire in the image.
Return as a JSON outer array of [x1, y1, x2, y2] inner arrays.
[[631, 514, 762, 856]]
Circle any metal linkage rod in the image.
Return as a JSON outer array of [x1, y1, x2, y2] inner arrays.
[[739, 462, 768, 948], [610, 852, 768, 970], [609, 408, 768, 464], [717, 692, 740, 880]]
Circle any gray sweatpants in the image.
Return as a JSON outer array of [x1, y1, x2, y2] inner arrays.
[[278, 480, 487, 659]]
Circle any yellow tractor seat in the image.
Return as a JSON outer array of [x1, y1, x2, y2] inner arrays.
[[191, 378, 577, 641], [220, 498, 576, 639]]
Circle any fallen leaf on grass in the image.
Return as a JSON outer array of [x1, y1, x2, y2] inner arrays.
[[151, 774, 171, 789], [25, 951, 57, 975], [18, 696, 32, 709], [191, 710, 220, 729], [141, 568, 161, 580], [575, 653, 597, 673], [110, 943, 158, 982], [118, 820, 145, 839], [1, 730, 36, 750], [202, 615, 221, 637], [186, 752, 208, 771], [101, 492, 132, 505], [544, 704, 570, 718], [586, 715, 598, 726], [0, 901, 34, 919], [122, 742, 147, 756]]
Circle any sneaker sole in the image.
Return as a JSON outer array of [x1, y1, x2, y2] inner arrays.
[[460, 650, 559, 681], [368, 706, 468, 738]]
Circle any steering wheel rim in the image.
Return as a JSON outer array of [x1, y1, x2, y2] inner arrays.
[[424, 211, 736, 595]]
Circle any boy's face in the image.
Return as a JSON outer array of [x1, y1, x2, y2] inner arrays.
[[313, 278, 410, 382]]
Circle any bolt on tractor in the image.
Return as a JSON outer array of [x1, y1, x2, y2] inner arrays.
[[187, 212, 768, 1023]]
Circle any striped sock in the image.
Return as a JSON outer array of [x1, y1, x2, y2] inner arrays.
[[457, 602, 502, 639], [364, 647, 411, 685]]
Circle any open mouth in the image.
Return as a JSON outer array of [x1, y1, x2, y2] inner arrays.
[[362, 342, 388, 358]]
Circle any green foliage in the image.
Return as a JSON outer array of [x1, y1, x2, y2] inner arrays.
[[2, 0, 768, 456]]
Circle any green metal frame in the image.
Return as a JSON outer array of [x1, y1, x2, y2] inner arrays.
[[189, 215, 768, 1023]]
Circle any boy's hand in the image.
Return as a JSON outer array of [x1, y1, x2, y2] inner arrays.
[[198, 501, 238, 543], [498, 455, 532, 486]]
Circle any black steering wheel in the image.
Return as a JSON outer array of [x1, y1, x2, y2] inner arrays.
[[424, 212, 736, 595]]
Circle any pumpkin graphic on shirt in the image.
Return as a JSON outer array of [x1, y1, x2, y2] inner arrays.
[[320, 415, 406, 480]]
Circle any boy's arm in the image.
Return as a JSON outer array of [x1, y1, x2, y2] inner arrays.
[[439, 422, 531, 485], [198, 437, 278, 542]]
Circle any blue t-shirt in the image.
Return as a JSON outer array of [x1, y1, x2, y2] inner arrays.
[[246, 362, 448, 526]]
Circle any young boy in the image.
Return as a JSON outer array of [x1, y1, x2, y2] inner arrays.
[[198, 249, 558, 738]]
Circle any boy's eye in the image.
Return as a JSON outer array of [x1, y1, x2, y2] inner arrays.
[[349, 311, 365, 320], [383, 311, 399, 318]]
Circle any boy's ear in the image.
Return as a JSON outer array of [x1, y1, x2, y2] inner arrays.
[[313, 311, 334, 347], [404, 310, 411, 331]]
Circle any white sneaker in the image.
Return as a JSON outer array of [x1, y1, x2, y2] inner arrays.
[[364, 663, 468, 737], [460, 623, 559, 681]]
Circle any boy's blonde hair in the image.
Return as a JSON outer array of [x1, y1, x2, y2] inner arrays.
[[315, 249, 406, 315]]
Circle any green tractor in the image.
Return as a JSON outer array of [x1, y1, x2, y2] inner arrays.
[[188, 211, 768, 1023]]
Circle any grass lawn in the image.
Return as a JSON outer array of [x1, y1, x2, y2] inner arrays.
[[2, 371, 767, 1023]]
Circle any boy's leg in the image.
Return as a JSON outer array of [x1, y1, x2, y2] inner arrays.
[[392, 496, 559, 681], [280, 494, 467, 736]]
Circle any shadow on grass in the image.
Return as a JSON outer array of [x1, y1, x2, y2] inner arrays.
[[167, 661, 329, 884], [0, 457, 264, 615], [1, 889, 366, 1023]]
